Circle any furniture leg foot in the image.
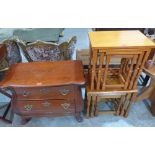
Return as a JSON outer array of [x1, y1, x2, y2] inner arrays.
[[90, 113, 94, 117], [21, 117, 32, 125], [94, 109, 98, 116], [124, 112, 128, 118], [86, 95, 91, 118], [90, 95, 96, 117], [86, 114, 89, 119], [75, 113, 83, 122]]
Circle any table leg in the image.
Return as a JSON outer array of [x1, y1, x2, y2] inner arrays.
[[94, 96, 99, 116], [86, 94, 91, 118], [120, 94, 131, 116], [90, 95, 97, 117], [124, 93, 137, 117], [116, 95, 124, 115]]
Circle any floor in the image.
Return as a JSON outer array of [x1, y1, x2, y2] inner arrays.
[[0, 28, 155, 127]]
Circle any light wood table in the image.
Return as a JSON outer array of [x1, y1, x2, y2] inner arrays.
[[87, 30, 155, 117], [88, 30, 155, 49], [88, 30, 155, 91]]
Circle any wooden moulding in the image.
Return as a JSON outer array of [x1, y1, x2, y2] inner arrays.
[[87, 88, 138, 96]]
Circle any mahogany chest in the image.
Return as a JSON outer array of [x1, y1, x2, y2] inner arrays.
[[0, 60, 85, 124]]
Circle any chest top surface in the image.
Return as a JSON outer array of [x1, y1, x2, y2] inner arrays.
[[0, 60, 85, 87], [88, 30, 155, 49]]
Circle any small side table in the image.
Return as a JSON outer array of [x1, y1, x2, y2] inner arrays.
[[0, 60, 85, 124], [86, 30, 155, 117]]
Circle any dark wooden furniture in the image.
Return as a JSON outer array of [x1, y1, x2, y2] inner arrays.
[[86, 30, 155, 118], [0, 44, 13, 123], [0, 60, 85, 124]]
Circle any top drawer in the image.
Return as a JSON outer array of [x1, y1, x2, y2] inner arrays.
[[12, 85, 74, 100]]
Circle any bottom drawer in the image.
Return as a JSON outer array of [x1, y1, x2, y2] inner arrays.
[[13, 99, 75, 115]]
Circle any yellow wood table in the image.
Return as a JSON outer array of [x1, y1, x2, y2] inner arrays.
[[88, 30, 155, 90], [86, 30, 155, 117], [88, 30, 155, 49]]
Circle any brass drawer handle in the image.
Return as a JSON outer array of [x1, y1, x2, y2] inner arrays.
[[42, 101, 51, 107], [61, 103, 70, 110], [23, 91, 31, 97], [59, 89, 70, 96], [40, 88, 48, 94], [24, 104, 33, 111]]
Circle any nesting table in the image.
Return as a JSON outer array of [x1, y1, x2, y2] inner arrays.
[[0, 60, 85, 124], [87, 30, 155, 117]]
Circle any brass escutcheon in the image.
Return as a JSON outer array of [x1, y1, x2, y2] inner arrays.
[[59, 89, 70, 96], [61, 103, 70, 110], [42, 101, 51, 107], [40, 88, 48, 94], [24, 104, 33, 111], [23, 91, 30, 97]]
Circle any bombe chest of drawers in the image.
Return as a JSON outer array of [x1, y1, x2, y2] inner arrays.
[[0, 60, 85, 124]]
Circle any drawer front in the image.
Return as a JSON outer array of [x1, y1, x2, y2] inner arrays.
[[13, 85, 74, 100], [13, 99, 75, 115]]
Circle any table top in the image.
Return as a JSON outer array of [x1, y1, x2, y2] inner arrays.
[[88, 30, 155, 49], [0, 60, 85, 88]]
